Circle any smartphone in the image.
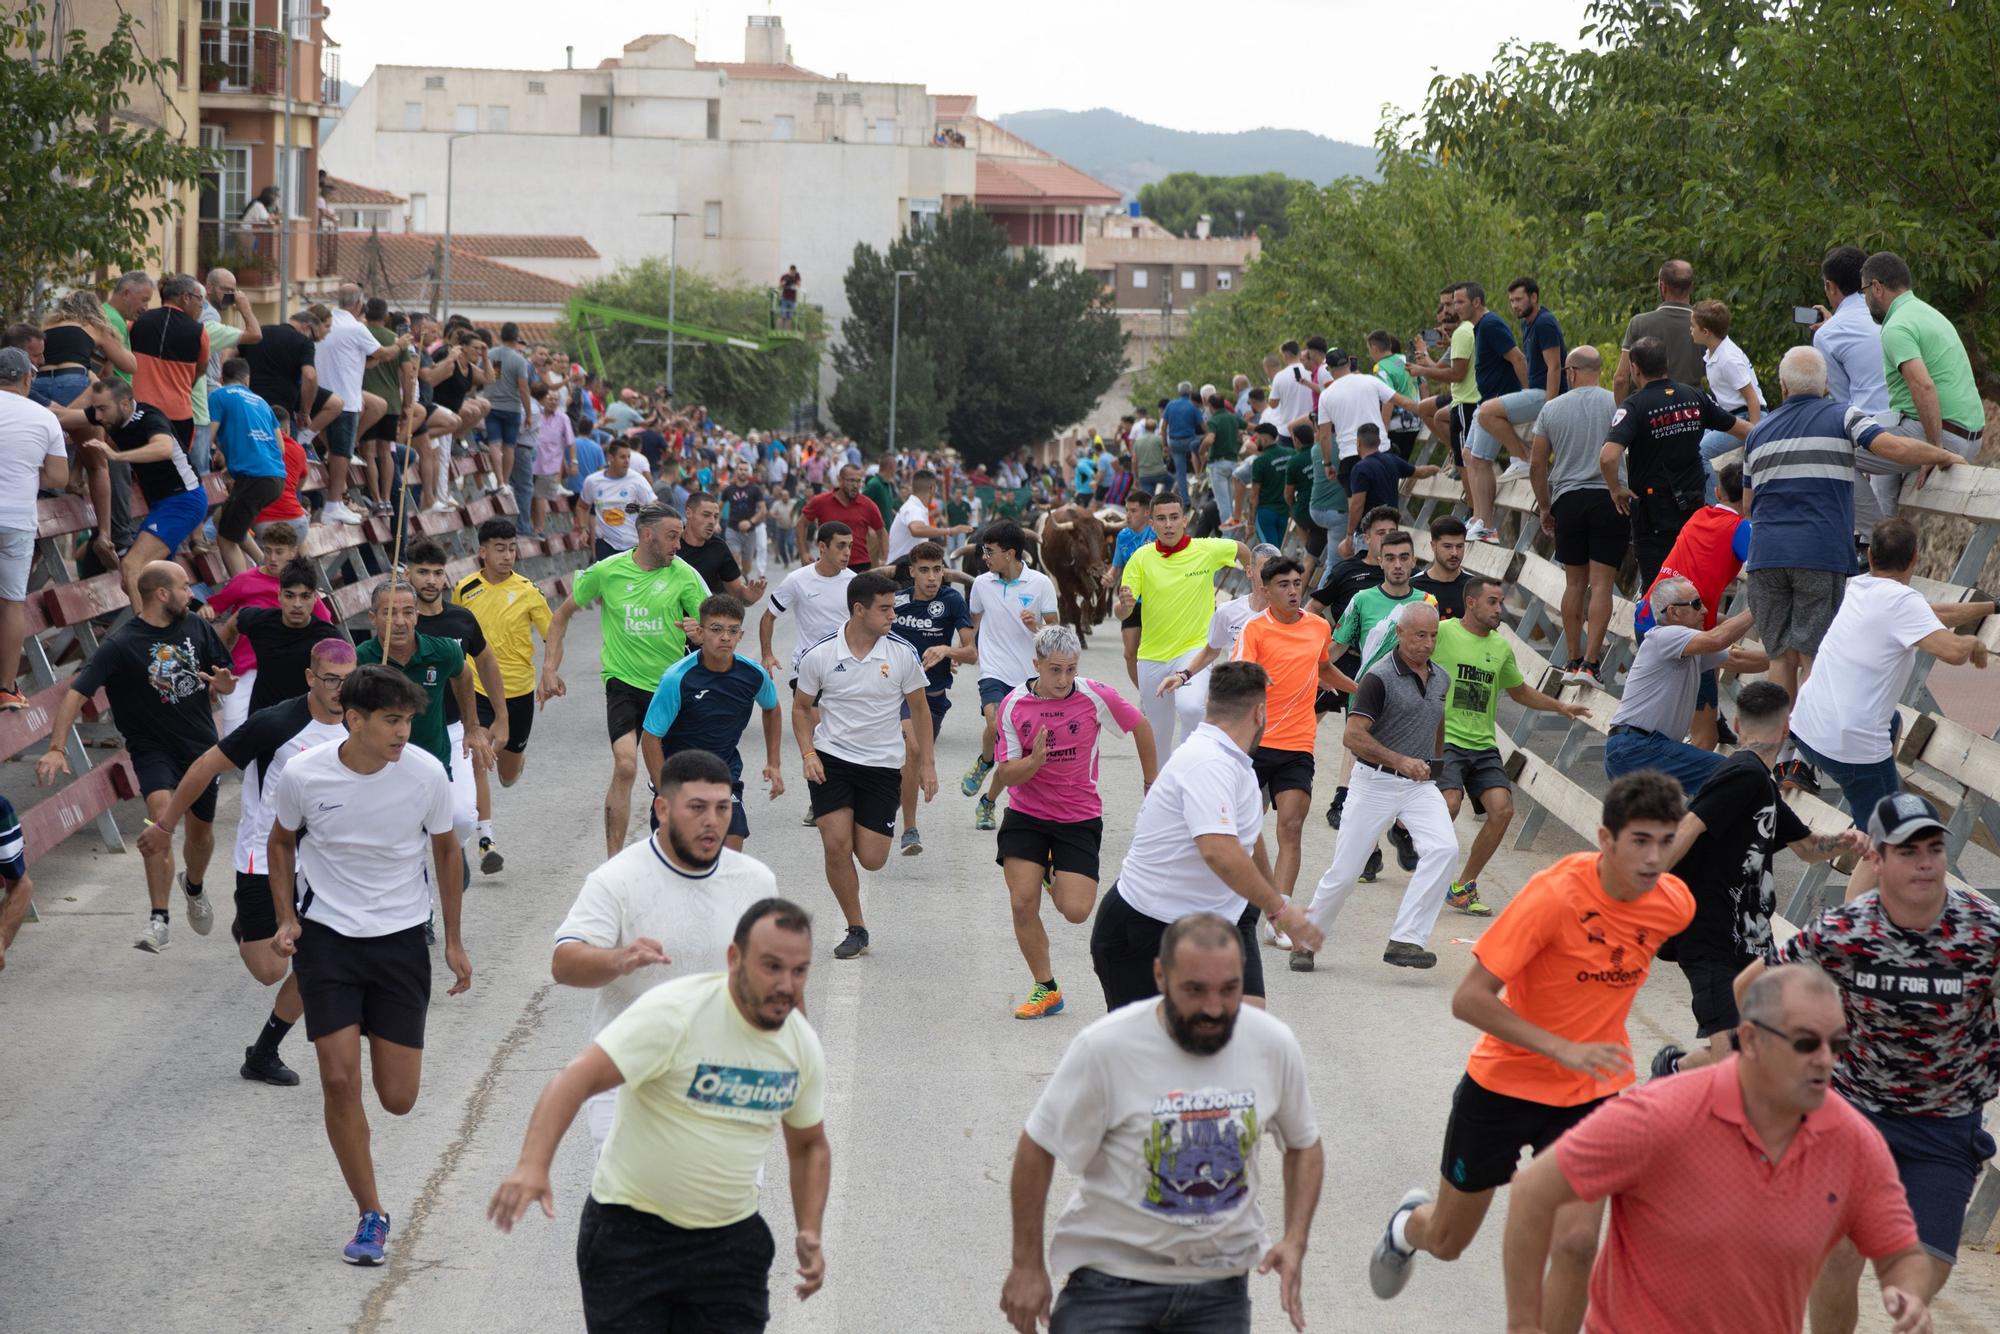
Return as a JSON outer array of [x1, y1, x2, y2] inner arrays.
[[1419, 329, 1443, 349], [1791, 306, 1818, 326]]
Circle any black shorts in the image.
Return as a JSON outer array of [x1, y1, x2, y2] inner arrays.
[[1121, 605, 1142, 631], [1439, 1073, 1610, 1193], [1438, 744, 1510, 798], [361, 412, 401, 444], [132, 746, 218, 823], [577, 1199, 774, 1334], [1089, 883, 1265, 1011], [1448, 403, 1475, 469], [232, 871, 278, 943], [1679, 957, 1748, 1038], [1335, 455, 1357, 494], [1252, 746, 1315, 798], [605, 678, 655, 744], [995, 808, 1103, 880], [898, 688, 951, 742], [476, 691, 536, 753], [1551, 489, 1631, 569], [291, 917, 431, 1047], [215, 474, 285, 544], [808, 750, 900, 837]]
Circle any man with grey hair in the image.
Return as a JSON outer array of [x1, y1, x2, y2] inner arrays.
[[1602, 581, 1760, 791], [0, 348, 68, 709], [318, 283, 402, 525], [1503, 962, 1933, 1334], [194, 266, 263, 477], [1861, 251, 1984, 522], [130, 273, 209, 450], [1530, 344, 1623, 683], [1161, 380, 1206, 506], [1740, 344, 1964, 707]]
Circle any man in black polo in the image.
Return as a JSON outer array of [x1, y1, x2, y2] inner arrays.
[[1599, 335, 1750, 590]]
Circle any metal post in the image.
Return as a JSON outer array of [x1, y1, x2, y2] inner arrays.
[[441, 133, 471, 317], [639, 211, 691, 397], [279, 22, 292, 317], [888, 270, 915, 456]]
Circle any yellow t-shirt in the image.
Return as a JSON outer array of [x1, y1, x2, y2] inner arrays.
[[592, 971, 826, 1229], [453, 571, 552, 697], [1449, 322, 1480, 407], [1121, 537, 1240, 662]]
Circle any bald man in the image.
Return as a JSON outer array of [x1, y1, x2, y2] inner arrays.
[[1613, 258, 1704, 401]]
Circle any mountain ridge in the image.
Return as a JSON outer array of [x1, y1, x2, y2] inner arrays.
[[992, 107, 1378, 200]]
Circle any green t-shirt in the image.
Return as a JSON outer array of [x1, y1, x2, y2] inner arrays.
[[1306, 443, 1347, 513], [571, 552, 711, 690], [1374, 353, 1416, 399], [101, 304, 133, 384], [946, 497, 970, 525], [363, 324, 412, 415], [1287, 445, 1317, 524], [1432, 618, 1525, 751], [356, 632, 465, 775], [1251, 445, 1296, 513], [1335, 585, 1438, 671], [863, 476, 898, 525], [1205, 410, 1244, 462], [1448, 323, 1479, 406], [1880, 291, 1983, 427]]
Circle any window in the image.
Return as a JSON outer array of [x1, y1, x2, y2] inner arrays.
[[424, 75, 445, 91], [485, 105, 510, 132], [1180, 269, 1197, 290], [402, 101, 423, 130], [1131, 267, 1149, 290], [408, 193, 427, 230], [706, 99, 720, 140], [580, 96, 611, 136], [454, 104, 477, 132], [527, 80, 546, 95], [703, 201, 722, 238], [276, 145, 309, 218], [1216, 269, 1233, 290], [872, 118, 897, 145], [773, 114, 794, 141], [218, 144, 250, 223], [200, 0, 252, 90]]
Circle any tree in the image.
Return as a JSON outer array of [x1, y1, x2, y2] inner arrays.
[[0, 3, 214, 317], [1136, 172, 1302, 240], [831, 208, 1125, 467], [554, 258, 824, 430]]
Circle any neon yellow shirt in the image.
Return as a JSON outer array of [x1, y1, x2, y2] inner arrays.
[[453, 570, 552, 697], [1121, 537, 1240, 661]]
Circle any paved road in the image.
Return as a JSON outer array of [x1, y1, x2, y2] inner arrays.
[[3, 604, 1994, 1332]]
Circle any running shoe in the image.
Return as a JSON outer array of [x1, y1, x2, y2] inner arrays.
[[1383, 941, 1437, 969], [960, 753, 994, 797], [1359, 847, 1384, 883], [832, 925, 870, 960], [900, 827, 923, 856], [801, 808, 818, 827], [1014, 983, 1065, 1020], [1464, 518, 1490, 542], [1578, 661, 1605, 687], [1369, 1187, 1432, 1299], [479, 837, 504, 874], [1325, 789, 1345, 829], [975, 796, 997, 831], [1388, 823, 1418, 873], [241, 1044, 301, 1087], [1288, 948, 1315, 973], [1562, 658, 1586, 682], [1714, 713, 1737, 747], [1258, 915, 1294, 951], [1445, 881, 1492, 916], [134, 917, 170, 953], [423, 912, 437, 947], [343, 1211, 390, 1265], [181, 873, 214, 936], [0, 686, 27, 711], [1774, 759, 1820, 795], [320, 501, 364, 526], [1649, 1044, 1686, 1081], [1499, 458, 1531, 483]]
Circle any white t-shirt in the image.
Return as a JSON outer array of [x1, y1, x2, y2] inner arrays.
[[231, 709, 346, 874], [271, 739, 456, 937], [1317, 373, 1396, 458], [1024, 1000, 1319, 1285], [319, 309, 379, 406], [0, 391, 65, 532], [969, 567, 1058, 687], [1703, 338, 1761, 414], [1115, 723, 1262, 921], [580, 470, 656, 550], [794, 628, 928, 769], [769, 564, 857, 670], [555, 838, 778, 1037], [1790, 575, 1944, 763], [1269, 363, 1326, 427], [886, 494, 932, 562]]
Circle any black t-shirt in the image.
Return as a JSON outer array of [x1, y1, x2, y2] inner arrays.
[[73, 611, 229, 758], [681, 534, 742, 592], [106, 403, 201, 503], [242, 322, 316, 415], [218, 694, 315, 800], [417, 604, 487, 726], [722, 483, 765, 527], [430, 354, 471, 412], [1666, 750, 1810, 965], [1411, 570, 1472, 621], [1309, 556, 1385, 626], [1606, 379, 1740, 504], [236, 608, 344, 714]]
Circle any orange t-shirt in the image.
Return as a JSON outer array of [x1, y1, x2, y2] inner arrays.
[[1466, 851, 1694, 1107], [1231, 608, 1330, 753]]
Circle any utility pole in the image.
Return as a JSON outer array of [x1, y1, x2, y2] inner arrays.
[[639, 211, 690, 397], [888, 270, 916, 456], [277, 8, 330, 317], [440, 132, 473, 317]]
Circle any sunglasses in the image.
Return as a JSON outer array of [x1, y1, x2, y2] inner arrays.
[[1751, 1018, 1853, 1057], [1669, 597, 1704, 611]]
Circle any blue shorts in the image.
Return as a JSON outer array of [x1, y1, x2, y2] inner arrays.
[[322, 410, 358, 460], [138, 488, 210, 554], [978, 677, 1013, 711], [486, 408, 522, 446], [1857, 1104, 1997, 1262], [1696, 668, 1718, 711], [900, 688, 951, 741]]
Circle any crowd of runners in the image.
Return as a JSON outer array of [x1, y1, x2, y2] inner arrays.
[[5, 244, 1995, 1334]]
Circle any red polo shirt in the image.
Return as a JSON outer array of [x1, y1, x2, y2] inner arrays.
[[801, 490, 887, 570], [1557, 1056, 1916, 1333]]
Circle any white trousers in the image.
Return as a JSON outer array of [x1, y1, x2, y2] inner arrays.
[[1136, 649, 1202, 762], [219, 668, 257, 738], [1174, 666, 1210, 737], [1302, 761, 1458, 947]]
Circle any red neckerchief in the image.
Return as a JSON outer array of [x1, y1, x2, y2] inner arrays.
[[1155, 533, 1192, 557]]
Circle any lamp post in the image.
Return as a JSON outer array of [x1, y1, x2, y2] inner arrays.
[[640, 211, 690, 397], [440, 132, 474, 318], [277, 7, 330, 317], [887, 269, 916, 457]]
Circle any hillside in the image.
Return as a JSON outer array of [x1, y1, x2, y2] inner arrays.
[[993, 108, 1377, 199]]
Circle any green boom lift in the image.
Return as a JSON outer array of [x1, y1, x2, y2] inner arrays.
[[564, 296, 803, 378]]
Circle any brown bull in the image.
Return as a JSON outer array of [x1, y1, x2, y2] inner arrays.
[[1037, 506, 1112, 648]]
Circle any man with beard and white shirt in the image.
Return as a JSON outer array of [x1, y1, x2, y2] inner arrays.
[[551, 749, 779, 1150], [1001, 913, 1324, 1334]]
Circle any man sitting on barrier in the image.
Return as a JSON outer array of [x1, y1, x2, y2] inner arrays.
[[1602, 577, 1764, 793]]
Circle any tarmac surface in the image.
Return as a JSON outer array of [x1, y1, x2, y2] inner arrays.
[[3, 598, 1995, 1333]]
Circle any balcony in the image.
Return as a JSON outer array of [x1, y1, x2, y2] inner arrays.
[[199, 219, 341, 291], [200, 26, 326, 104]]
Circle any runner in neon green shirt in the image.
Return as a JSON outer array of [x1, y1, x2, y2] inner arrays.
[[1113, 492, 1250, 757]]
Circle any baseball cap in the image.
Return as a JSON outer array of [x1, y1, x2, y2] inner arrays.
[[0, 347, 33, 383], [1866, 792, 1948, 846]]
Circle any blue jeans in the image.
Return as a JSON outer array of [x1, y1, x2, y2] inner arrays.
[[507, 432, 536, 530], [36, 367, 90, 407], [1254, 509, 1288, 547], [1050, 1269, 1250, 1334], [1310, 505, 1347, 586], [1168, 439, 1198, 506], [1207, 461, 1238, 525], [1604, 727, 1725, 796], [1793, 723, 1901, 827], [1698, 408, 1751, 503]]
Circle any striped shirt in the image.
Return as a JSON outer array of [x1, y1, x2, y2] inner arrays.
[[1742, 394, 1884, 574], [0, 796, 24, 881]]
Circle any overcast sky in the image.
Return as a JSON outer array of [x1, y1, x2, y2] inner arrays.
[[328, 0, 1597, 137]]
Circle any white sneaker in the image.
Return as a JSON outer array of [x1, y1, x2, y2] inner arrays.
[[427, 500, 457, 514], [321, 501, 363, 526], [134, 917, 170, 953], [181, 874, 213, 937], [1499, 459, 1531, 482], [1464, 518, 1490, 542], [1258, 915, 1294, 951]]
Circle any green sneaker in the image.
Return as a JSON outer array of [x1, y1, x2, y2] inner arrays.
[[975, 796, 997, 831], [960, 754, 994, 797], [1446, 881, 1492, 916]]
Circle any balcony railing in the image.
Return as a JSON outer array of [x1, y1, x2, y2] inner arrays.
[[200, 25, 325, 101], [198, 220, 341, 288]]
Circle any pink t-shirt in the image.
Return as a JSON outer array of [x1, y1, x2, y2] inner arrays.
[[993, 677, 1142, 822], [1558, 1057, 1917, 1333], [207, 570, 334, 675], [534, 410, 575, 475]]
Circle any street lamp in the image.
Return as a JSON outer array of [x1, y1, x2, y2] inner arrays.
[[640, 211, 691, 397], [277, 7, 330, 317], [887, 269, 916, 457], [440, 132, 474, 318]]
